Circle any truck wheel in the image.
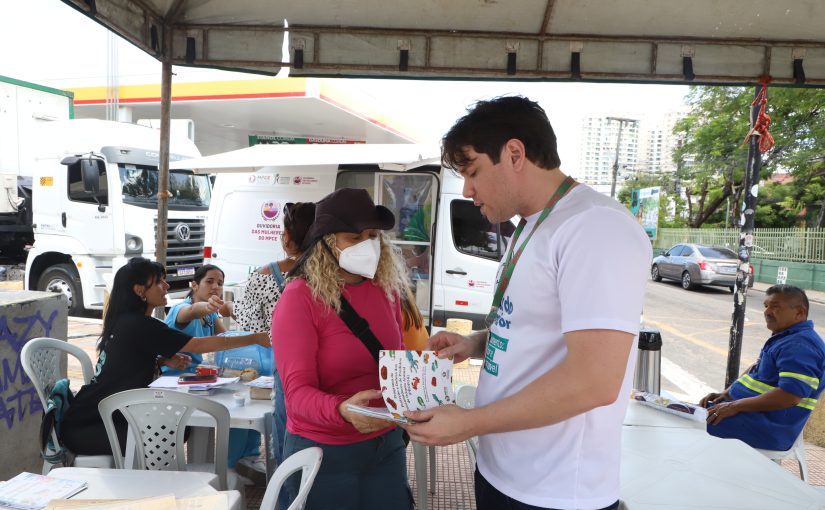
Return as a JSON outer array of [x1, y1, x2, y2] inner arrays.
[[38, 263, 84, 316]]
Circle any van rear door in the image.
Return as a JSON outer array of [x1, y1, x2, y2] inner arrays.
[[336, 168, 438, 325]]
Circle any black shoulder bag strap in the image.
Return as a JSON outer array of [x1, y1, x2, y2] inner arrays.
[[338, 295, 411, 445], [338, 296, 383, 363]]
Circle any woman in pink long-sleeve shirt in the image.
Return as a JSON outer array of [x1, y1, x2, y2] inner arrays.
[[272, 188, 414, 510]]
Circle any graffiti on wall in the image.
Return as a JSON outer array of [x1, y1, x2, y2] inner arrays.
[[0, 309, 58, 430]]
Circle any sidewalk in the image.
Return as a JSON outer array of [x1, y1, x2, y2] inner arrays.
[[751, 280, 825, 305]]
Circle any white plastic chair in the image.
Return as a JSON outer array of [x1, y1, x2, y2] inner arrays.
[[455, 384, 479, 466], [98, 388, 239, 491], [259, 446, 323, 510], [20, 336, 114, 473], [754, 427, 810, 482]]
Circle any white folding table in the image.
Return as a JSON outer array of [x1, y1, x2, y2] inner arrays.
[[620, 402, 825, 509], [184, 383, 273, 476], [47, 467, 242, 509]]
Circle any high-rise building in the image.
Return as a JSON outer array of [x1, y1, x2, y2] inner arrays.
[[637, 108, 689, 175], [578, 116, 640, 195]]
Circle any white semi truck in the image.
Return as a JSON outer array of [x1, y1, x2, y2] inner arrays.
[[23, 118, 209, 314], [0, 76, 72, 259]]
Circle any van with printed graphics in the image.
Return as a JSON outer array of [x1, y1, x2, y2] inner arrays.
[[170, 143, 515, 330]]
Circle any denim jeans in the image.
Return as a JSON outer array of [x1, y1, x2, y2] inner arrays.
[[475, 469, 620, 510], [283, 428, 413, 510], [269, 368, 288, 510]]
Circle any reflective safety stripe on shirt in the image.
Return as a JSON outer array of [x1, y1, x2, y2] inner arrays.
[[736, 374, 818, 410], [779, 371, 820, 390]]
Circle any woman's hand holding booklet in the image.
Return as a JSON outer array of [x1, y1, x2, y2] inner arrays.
[[347, 350, 455, 425]]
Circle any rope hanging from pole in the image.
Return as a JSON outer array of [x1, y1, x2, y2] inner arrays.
[[743, 77, 775, 153]]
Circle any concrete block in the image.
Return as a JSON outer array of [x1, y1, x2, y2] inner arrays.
[[0, 291, 68, 480]]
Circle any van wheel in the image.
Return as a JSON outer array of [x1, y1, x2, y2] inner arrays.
[[729, 285, 735, 293], [651, 265, 662, 282], [38, 263, 84, 316], [681, 271, 694, 290]]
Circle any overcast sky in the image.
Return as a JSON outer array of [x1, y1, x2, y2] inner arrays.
[[1, 0, 691, 170]]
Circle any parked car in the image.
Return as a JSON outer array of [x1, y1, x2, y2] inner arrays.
[[651, 244, 754, 292]]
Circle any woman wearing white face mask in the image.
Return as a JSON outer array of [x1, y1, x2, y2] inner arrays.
[[272, 188, 414, 510]]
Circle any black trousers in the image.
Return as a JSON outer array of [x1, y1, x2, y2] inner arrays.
[[62, 416, 127, 456], [475, 469, 620, 510]]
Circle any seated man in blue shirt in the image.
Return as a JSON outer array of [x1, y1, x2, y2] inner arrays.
[[700, 284, 825, 451]]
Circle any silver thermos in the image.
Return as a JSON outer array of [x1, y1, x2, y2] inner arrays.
[[634, 328, 662, 394]]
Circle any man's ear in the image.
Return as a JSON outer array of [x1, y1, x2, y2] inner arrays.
[[504, 139, 527, 172]]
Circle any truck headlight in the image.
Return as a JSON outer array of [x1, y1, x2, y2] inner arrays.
[[125, 235, 143, 254]]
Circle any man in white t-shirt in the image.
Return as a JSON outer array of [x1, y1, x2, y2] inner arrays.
[[403, 96, 651, 510]]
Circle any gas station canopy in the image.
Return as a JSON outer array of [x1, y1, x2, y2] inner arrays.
[[61, 0, 825, 85]]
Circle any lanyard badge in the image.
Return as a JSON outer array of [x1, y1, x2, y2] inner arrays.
[[484, 176, 576, 329]]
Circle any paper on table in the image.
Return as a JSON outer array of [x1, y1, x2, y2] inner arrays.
[[149, 376, 239, 389], [44, 494, 228, 510], [631, 389, 708, 422], [243, 376, 273, 389], [0, 472, 87, 510]]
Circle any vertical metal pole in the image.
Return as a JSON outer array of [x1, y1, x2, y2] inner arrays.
[[725, 85, 763, 388], [154, 26, 173, 319], [610, 121, 625, 199]]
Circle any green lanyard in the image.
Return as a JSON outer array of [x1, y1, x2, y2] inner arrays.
[[484, 176, 576, 328]]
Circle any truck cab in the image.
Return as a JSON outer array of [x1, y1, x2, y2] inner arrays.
[[25, 119, 209, 314]]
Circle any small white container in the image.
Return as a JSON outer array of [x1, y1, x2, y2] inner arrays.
[[233, 391, 246, 407]]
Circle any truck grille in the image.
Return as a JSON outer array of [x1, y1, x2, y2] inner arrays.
[[154, 218, 205, 291]]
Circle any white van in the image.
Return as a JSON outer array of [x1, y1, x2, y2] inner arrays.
[[173, 144, 515, 330]]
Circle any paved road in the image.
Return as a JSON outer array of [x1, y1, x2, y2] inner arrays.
[[644, 279, 825, 402]]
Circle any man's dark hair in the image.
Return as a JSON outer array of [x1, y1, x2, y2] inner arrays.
[[766, 284, 809, 316], [441, 95, 561, 171]]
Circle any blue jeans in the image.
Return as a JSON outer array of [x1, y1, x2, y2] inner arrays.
[[475, 469, 620, 510], [283, 428, 413, 510], [269, 369, 288, 510], [270, 368, 287, 466]]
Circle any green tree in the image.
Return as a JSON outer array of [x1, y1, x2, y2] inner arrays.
[[618, 173, 688, 228], [674, 86, 825, 228]]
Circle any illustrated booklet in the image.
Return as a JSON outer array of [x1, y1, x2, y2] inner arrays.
[[347, 350, 455, 424]]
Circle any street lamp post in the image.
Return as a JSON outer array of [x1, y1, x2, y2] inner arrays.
[[607, 117, 636, 199]]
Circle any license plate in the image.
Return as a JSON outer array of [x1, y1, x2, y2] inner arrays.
[[177, 267, 195, 277], [719, 266, 736, 275]]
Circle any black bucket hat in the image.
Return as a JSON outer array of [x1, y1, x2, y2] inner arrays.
[[302, 188, 395, 250]]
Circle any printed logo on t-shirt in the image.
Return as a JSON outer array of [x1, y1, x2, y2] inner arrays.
[[484, 295, 514, 376], [484, 332, 509, 376]]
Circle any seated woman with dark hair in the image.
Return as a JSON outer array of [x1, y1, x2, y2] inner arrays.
[[61, 257, 270, 456]]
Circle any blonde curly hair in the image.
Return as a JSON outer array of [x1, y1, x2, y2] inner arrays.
[[295, 232, 411, 312]]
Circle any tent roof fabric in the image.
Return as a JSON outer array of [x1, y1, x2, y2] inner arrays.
[[62, 0, 825, 85]]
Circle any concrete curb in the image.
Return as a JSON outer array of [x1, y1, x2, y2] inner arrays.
[[751, 282, 825, 306]]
